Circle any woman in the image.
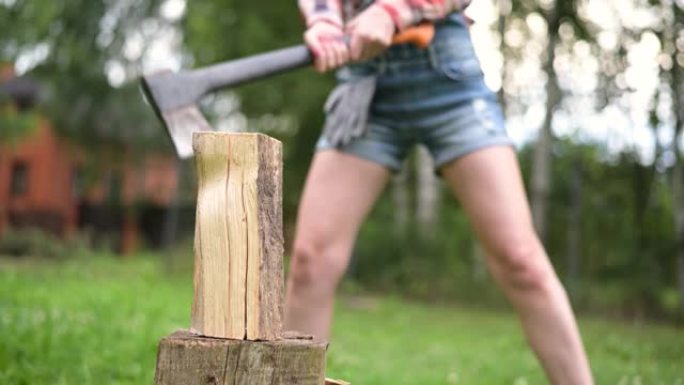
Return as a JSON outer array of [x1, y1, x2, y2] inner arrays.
[[285, 1, 594, 384]]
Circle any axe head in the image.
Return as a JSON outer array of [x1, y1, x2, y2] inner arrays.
[[141, 70, 213, 159]]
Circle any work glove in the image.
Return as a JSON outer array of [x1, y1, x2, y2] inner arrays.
[[346, 4, 396, 62], [322, 74, 377, 147], [304, 21, 350, 73]]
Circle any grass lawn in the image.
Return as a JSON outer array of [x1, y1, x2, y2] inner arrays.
[[0, 255, 682, 384]]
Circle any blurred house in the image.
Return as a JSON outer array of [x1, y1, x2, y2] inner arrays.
[[0, 64, 186, 254]]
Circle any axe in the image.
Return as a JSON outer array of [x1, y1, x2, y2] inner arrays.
[[141, 24, 435, 159]]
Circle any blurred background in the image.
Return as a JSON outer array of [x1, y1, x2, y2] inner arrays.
[[1, 0, 683, 384]]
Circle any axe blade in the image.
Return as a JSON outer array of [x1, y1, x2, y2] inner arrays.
[[141, 45, 312, 159], [141, 70, 212, 159], [161, 105, 214, 159]]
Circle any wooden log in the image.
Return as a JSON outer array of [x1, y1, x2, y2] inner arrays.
[[154, 330, 327, 385], [192, 132, 284, 340]]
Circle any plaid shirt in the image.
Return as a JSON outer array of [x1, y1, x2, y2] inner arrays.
[[299, 0, 471, 29]]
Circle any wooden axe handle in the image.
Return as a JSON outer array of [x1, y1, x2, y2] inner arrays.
[[192, 24, 435, 96]]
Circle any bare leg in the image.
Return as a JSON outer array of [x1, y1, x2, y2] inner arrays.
[[441, 146, 593, 385], [284, 150, 390, 341]]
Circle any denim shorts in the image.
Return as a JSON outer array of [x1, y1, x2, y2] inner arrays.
[[315, 14, 513, 172]]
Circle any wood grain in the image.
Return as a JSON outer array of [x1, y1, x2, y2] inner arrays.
[[154, 330, 327, 385], [191, 132, 283, 340], [250, 134, 284, 340]]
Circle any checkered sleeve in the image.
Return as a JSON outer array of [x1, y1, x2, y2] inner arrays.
[[299, 0, 344, 27], [375, 0, 472, 30]]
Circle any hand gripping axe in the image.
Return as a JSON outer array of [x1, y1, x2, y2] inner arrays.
[[141, 24, 435, 159]]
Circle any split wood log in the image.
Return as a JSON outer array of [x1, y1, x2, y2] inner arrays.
[[154, 330, 327, 385], [192, 132, 284, 340]]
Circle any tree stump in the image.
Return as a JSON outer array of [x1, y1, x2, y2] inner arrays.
[[153, 132, 327, 385], [154, 330, 326, 385]]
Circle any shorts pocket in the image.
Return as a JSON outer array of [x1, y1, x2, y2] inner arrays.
[[438, 57, 483, 81]]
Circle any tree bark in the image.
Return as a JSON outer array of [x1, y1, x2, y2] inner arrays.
[[415, 146, 440, 238], [566, 154, 582, 297], [672, 124, 684, 309], [530, 4, 562, 240], [391, 163, 410, 237], [497, 0, 511, 114], [668, 8, 684, 308]]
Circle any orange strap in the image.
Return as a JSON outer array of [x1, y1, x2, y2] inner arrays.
[[391, 23, 435, 48]]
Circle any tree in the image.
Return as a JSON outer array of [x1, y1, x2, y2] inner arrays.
[[0, 0, 169, 153], [663, 0, 684, 309], [415, 146, 440, 238], [529, 0, 592, 240]]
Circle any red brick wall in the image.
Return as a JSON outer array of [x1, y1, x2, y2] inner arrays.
[[0, 115, 181, 254], [0, 120, 78, 236]]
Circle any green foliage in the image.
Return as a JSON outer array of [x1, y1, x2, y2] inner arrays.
[[346, 140, 683, 320], [0, 108, 38, 145], [351, 191, 503, 304], [1, 256, 683, 384], [0, 0, 169, 154], [0, 228, 69, 259], [0, 228, 91, 259], [522, 140, 682, 318]]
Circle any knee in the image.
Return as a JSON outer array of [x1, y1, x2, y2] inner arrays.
[[288, 239, 348, 292], [489, 238, 554, 293]]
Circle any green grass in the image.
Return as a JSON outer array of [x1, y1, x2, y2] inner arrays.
[[0, 255, 682, 384]]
